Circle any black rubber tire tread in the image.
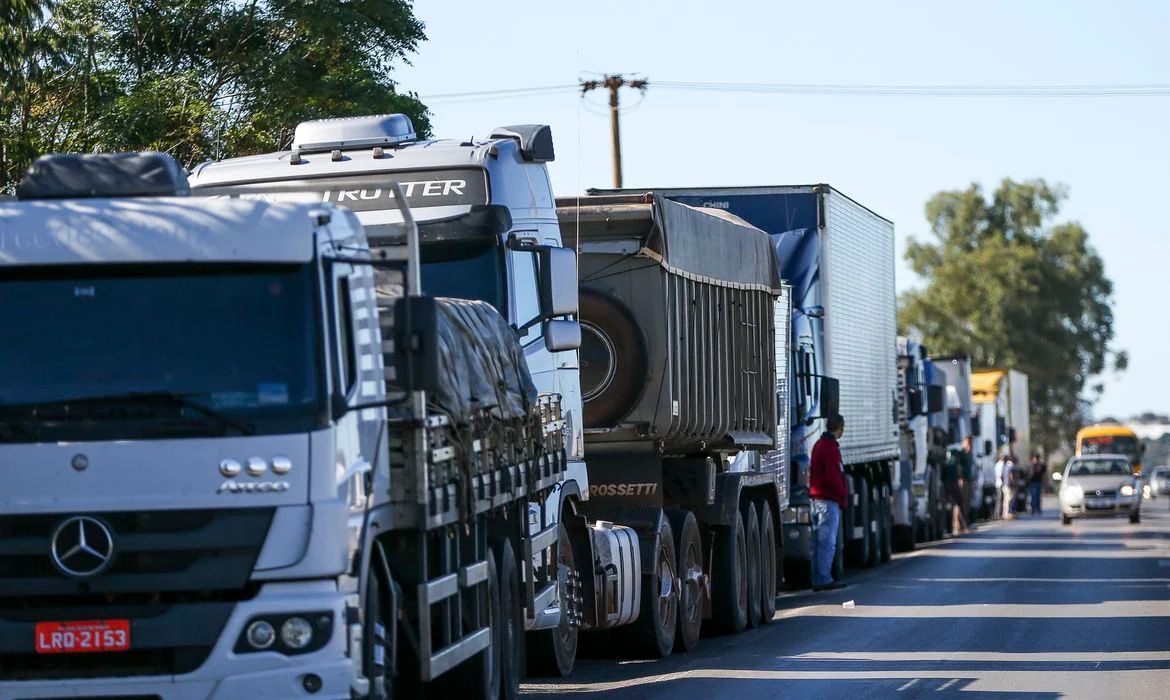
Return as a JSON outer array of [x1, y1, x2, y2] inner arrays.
[[364, 563, 392, 700], [880, 485, 893, 563], [439, 548, 501, 700], [494, 539, 523, 700], [756, 499, 779, 624], [1061, 514, 1072, 526], [525, 521, 578, 678], [892, 524, 916, 553], [626, 515, 677, 659], [712, 510, 749, 635], [741, 500, 762, 629], [847, 476, 871, 568], [578, 288, 649, 428], [666, 508, 703, 652]]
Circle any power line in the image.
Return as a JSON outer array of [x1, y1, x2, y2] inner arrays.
[[419, 81, 1170, 101]]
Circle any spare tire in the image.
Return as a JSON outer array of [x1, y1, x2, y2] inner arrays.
[[579, 288, 649, 428]]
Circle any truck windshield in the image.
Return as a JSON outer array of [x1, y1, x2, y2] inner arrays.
[[420, 238, 506, 311], [0, 263, 321, 442]]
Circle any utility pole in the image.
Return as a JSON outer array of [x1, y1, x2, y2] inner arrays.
[[581, 74, 648, 188]]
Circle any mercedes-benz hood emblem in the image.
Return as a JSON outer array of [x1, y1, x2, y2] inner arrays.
[[50, 516, 115, 578]]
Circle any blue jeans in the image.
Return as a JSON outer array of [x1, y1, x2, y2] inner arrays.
[[811, 499, 840, 587], [1029, 481, 1042, 514]]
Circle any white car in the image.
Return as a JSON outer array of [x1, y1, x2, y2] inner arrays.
[[1054, 454, 1142, 526]]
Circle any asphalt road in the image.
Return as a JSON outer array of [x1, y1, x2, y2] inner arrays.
[[523, 496, 1170, 700]]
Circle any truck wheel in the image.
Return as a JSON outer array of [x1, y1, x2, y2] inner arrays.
[[863, 483, 881, 568], [442, 548, 501, 700], [667, 509, 703, 652], [526, 521, 578, 678], [879, 485, 893, 563], [364, 565, 393, 700], [713, 510, 749, 634], [741, 500, 762, 629], [757, 500, 778, 624], [847, 476, 871, 567], [893, 524, 915, 553], [627, 515, 677, 658], [493, 539, 523, 700], [578, 289, 648, 428]]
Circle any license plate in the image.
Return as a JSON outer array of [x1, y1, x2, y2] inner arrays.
[[35, 619, 130, 654], [1087, 499, 1110, 509]]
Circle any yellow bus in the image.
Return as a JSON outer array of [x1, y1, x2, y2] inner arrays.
[[1075, 424, 1145, 475]]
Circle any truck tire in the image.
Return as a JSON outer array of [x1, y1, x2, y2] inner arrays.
[[493, 539, 523, 700], [712, 510, 749, 635], [741, 500, 762, 629], [756, 500, 778, 624], [441, 548, 501, 700], [667, 509, 703, 652], [847, 476, 871, 567], [578, 289, 648, 428], [893, 524, 915, 553], [783, 553, 813, 590], [626, 515, 677, 658], [526, 521, 578, 678], [879, 485, 893, 563], [364, 563, 393, 700]]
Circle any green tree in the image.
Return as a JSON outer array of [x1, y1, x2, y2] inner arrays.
[[0, 0, 431, 191], [898, 178, 1126, 455]]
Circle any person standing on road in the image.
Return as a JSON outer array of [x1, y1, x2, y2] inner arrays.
[[959, 436, 977, 527], [1028, 453, 1046, 516], [809, 414, 848, 591], [943, 446, 969, 534]]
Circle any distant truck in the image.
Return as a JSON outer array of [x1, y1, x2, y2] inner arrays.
[[895, 337, 946, 549], [972, 368, 1030, 516], [591, 184, 900, 584]]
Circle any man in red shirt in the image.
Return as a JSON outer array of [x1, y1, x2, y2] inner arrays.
[[809, 413, 848, 591]]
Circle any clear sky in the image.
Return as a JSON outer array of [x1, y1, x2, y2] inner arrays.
[[395, 0, 1170, 421]]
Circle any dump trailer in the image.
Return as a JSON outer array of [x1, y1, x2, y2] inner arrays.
[[0, 151, 566, 700], [556, 193, 791, 656], [590, 184, 899, 585]]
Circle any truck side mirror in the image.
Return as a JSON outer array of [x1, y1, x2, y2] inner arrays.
[[907, 388, 924, 417], [538, 246, 578, 317], [544, 319, 581, 352], [927, 385, 945, 414], [1007, 427, 1018, 443], [970, 419, 981, 437], [819, 376, 840, 419], [984, 439, 993, 456]]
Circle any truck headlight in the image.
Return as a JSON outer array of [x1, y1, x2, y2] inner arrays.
[[1120, 484, 1135, 497], [281, 617, 314, 650], [245, 621, 276, 650]]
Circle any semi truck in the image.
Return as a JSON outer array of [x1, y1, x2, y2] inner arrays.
[[0, 151, 568, 699], [971, 368, 1031, 517], [894, 337, 946, 550], [591, 184, 900, 585], [189, 114, 793, 681]]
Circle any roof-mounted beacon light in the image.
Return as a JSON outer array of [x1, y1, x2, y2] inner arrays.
[[291, 113, 417, 154], [16, 151, 191, 201], [488, 124, 555, 163]]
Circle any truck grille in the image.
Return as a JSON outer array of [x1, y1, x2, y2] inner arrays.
[[0, 508, 275, 603], [0, 508, 273, 680]]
